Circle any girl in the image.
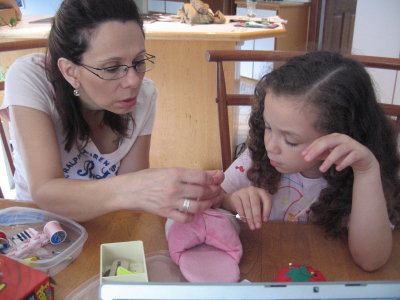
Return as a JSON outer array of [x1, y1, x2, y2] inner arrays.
[[0, 0, 223, 222], [221, 51, 400, 271]]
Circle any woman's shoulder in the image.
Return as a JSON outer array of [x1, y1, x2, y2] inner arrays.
[[139, 77, 157, 97], [8, 52, 46, 74], [136, 77, 157, 108], [4, 52, 55, 114], [6, 53, 47, 86]]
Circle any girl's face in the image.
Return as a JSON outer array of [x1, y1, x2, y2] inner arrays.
[[76, 21, 146, 114], [263, 92, 324, 179]]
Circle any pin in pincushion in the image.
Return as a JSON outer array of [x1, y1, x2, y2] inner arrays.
[[275, 264, 326, 282]]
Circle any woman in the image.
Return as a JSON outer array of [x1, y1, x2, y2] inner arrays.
[[0, 0, 224, 222]]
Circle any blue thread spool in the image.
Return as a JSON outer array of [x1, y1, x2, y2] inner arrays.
[[43, 220, 67, 245]]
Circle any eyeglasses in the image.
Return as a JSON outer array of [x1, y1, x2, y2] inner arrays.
[[77, 53, 156, 80]]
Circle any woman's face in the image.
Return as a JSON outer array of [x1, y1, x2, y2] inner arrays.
[[76, 21, 146, 114]]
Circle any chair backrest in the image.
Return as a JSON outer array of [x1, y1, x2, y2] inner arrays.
[[0, 119, 14, 175], [0, 39, 48, 197], [206, 50, 400, 171]]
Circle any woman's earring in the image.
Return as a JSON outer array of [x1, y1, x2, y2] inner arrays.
[[73, 89, 80, 97]]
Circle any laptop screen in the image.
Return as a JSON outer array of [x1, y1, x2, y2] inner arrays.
[[99, 281, 400, 300]]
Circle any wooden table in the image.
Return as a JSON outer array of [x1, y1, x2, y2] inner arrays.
[[1, 199, 399, 299], [0, 15, 286, 170]]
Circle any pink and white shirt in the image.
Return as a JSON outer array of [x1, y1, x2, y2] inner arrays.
[[221, 149, 328, 222]]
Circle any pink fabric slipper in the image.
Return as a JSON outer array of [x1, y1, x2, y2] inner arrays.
[[167, 209, 243, 282]]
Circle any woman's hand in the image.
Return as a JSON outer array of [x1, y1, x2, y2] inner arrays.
[[224, 186, 272, 230], [302, 133, 378, 175], [117, 168, 225, 223]]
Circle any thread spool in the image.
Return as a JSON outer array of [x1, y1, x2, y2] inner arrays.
[[0, 230, 9, 250], [0, 230, 7, 241], [43, 220, 67, 245]]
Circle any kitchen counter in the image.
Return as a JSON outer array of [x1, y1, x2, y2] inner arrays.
[[0, 14, 286, 41]]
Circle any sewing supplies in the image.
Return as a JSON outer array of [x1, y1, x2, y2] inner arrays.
[[0, 230, 9, 252], [0, 206, 88, 276], [24, 256, 38, 261], [43, 220, 67, 245], [110, 259, 130, 276], [107, 259, 139, 277], [116, 266, 136, 276], [234, 213, 249, 220], [217, 211, 248, 221], [7, 231, 50, 259], [0, 230, 7, 240], [100, 241, 148, 282], [5, 220, 67, 259], [275, 263, 326, 282], [233, 21, 280, 29], [10, 227, 39, 245]]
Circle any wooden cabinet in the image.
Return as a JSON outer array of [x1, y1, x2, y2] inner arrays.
[[317, 0, 357, 54], [206, 0, 236, 15]]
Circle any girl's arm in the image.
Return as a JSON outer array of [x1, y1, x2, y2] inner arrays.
[[303, 133, 392, 271], [10, 106, 224, 222], [348, 160, 392, 271], [219, 149, 272, 229]]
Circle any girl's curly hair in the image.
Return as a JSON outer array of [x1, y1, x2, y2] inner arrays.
[[247, 51, 400, 236]]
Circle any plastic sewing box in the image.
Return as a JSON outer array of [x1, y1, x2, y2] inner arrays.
[[0, 206, 88, 276]]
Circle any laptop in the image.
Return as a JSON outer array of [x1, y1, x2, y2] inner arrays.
[[99, 281, 400, 300]]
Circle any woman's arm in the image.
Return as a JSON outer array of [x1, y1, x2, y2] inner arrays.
[[10, 106, 224, 222]]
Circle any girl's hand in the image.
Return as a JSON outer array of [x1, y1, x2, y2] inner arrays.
[[302, 133, 378, 175], [225, 186, 272, 230]]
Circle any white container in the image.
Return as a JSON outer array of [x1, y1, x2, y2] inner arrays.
[[100, 241, 148, 283], [246, 0, 257, 18], [0, 206, 88, 276]]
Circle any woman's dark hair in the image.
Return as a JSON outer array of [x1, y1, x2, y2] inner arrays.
[[247, 51, 400, 236], [46, 0, 144, 152]]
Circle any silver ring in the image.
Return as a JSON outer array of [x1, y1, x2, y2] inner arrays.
[[182, 199, 191, 213]]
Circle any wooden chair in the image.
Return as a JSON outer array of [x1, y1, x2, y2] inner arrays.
[[206, 50, 400, 171], [0, 117, 13, 200], [0, 39, 48, 197]]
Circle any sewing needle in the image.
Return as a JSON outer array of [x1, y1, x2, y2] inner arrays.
[[219, 211, 248, 221]]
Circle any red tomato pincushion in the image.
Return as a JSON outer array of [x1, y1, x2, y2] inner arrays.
[[275, 264, 326, 282]]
